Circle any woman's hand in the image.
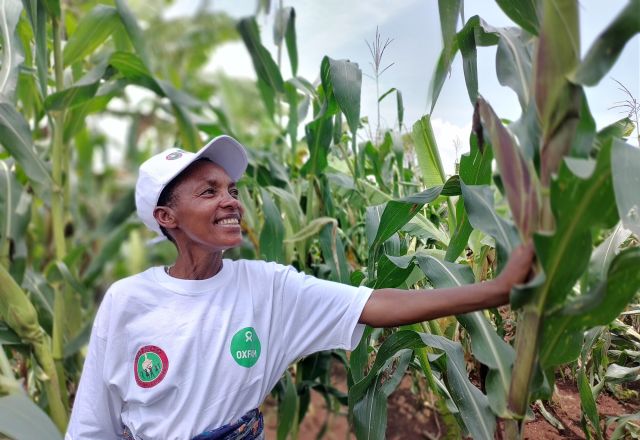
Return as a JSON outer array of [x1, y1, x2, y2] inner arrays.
[[495, 242, 536, 292]]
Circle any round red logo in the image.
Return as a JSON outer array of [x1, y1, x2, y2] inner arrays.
[[134, 345, 169, 388]]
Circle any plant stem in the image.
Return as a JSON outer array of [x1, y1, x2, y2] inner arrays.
[[50, 14, 70, 412]]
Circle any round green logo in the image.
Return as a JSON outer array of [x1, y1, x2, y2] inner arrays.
[[230, 327, 261, 368]]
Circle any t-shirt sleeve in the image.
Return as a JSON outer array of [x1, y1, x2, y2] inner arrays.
[[276, 265, 372, 363], [65, 294, 123, 440]]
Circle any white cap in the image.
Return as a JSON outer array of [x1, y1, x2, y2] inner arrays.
[[135, 135, 248, 235]]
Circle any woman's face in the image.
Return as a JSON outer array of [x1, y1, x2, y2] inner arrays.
[[163, 160, 245, 252]]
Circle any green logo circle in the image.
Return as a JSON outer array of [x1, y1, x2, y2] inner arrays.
[[230, 327, 261, 368]]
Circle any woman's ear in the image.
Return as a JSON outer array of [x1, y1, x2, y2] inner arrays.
[[153, 206, 177, 230]]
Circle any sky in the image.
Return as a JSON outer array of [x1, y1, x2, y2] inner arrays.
[[162, 0, 640, 175]]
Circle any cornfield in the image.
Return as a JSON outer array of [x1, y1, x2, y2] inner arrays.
[[0, 0, 638, 439]]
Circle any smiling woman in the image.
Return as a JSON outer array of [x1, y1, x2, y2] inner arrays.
[[64, 134, 533, 440]]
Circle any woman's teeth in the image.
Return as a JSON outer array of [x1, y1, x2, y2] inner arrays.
[[217, 218, 239, 225]]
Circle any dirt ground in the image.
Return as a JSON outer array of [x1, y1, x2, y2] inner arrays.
[[262, 363, 639, 439]]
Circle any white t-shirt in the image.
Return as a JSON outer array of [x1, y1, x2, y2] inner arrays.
[[65, 259, 372, 440]]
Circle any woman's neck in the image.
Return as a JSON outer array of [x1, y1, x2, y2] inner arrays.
[[169, 250, 224, 280]]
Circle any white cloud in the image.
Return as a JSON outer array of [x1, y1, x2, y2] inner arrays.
[[430, 118, 472, 176]]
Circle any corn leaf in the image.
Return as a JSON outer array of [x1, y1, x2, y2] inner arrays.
[[438, 0, 462, 69], [611, 139, 640, 237], [572, 0, 640, 86], [0, 394, 63, 440], [578, 368, 603, 439], [62, 5, 119, 67], [318, 222, 350, 284], [534, 140, 618, 312], [301, 114, 332, 176], [0, 103, 53, 189], [460, 183, 520, 270], [412, 115, 446, 188], [446, 133, 493, 262], [259, 188, 285, 263], [0, 161, 31, 247], [22, 0, 47, 98], [370, 176, 460, 251], [115, 0, 150, 67], [495, 0, 540, 35], [416, 255, 516, 416], [276, 371, 297, 440], [0, 0, 24, 103], [477, 97, 539, 238], [274, 6, 298, 76], [238, 17, 284, 94], [327, 57, 361, 135], [495, 27, 534, 110]]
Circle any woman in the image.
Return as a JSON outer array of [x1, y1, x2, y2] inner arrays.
[[66, 135, 533, 439]]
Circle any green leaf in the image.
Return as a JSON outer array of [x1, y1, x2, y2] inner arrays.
[[44, 61, 110, 111], [604, 363, 640, 383], [446, 133, 493, 261], [416, 255, 516, 416], [370, 176, 460, 250], [0, 320, 21, 344], [0, 103, 53, 189], [327, 57, 361, 135], [477, 97, 540, 237], [427, 37, 458, 113], [412, 115, 446, 188], [41, 0, 59, 17], [62, 5, 119, 67], [578, 368, 603, 439], [0, 160, 31, 247], [350, 329, 496, 440], [460, 183, 520, 260], [22, 0, 48, 98], [495, 0, 540, 35], [276, 371, 297, 440], [274, 6, 298, 76], [495, 27, 534, 110], [259, 188, 285, 263], [611, 139, 640, 237], [318, 222, 350, 284], [237, 17, 284, 94], [0, 0, 25, 101], [0, 394, 63, 440], [572, 0, 640, 86], [301, 114, 332, 176], [352, 377, 388, 440], [115, 0, 150, 67], [438, 0, 462, 71], [588, 223, 632, 286], [453, 16, 500, 107], [534, 140, 618, 312], [535, 0, 581, 185], [108, 51, 163, 95], [284, 217, 335, 243]]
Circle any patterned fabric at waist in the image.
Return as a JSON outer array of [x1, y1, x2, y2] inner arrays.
[[122, 408, 264, 440]]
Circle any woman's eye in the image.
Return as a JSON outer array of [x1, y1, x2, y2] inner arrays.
[[201, 188, 215, 195], [229, 188, 239, 199]]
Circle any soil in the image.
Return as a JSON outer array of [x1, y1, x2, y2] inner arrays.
[[262, 361, 640, 439]]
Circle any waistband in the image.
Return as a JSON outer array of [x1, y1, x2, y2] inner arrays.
[[122, 408, 264, 440]]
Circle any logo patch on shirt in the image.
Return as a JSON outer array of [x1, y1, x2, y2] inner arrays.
[[134, 345, 169, 388], [230, 327, 261, 367]]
